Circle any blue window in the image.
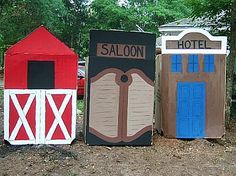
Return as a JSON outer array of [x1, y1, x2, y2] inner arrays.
[[171, 54, 182, 72], [204, 54, 215, 72], [188, 54, 198, 72]]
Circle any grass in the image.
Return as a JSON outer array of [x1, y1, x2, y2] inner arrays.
[[0, 88, 2, 106], [77, 99, 84, 112], [0, 88, 2, 96], [231, 102, 236, 119]]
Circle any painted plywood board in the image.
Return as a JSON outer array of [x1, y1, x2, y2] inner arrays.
[[161, 29, 226, 139], [85, 30, 156, 145]]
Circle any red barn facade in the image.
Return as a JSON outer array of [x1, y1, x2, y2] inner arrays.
[[4, 26, 78, 145]]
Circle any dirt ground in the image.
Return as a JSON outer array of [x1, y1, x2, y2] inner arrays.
[[0, 101, 236, 176]]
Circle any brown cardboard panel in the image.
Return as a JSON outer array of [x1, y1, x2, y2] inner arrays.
[[166, 32, 221, 50], [161, 54, 226, 138], [89, 72, 120, 138], [83, 58, 89, 140], [127, 73, 154, 136], [88, 68, 154, 143], [154, 55, 162, 132], [86, 30, 156, 145], [204, 55, 225, 137]]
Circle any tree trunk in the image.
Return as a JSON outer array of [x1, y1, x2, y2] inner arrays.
[[226, 0, 236, 126]]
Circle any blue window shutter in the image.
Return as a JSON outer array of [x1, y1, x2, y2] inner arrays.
[[209, 64, 214, 72], [177, 63, 182, 72], [209, 55, 214, 64], [194, 63, 198, 72], [171, 55, 176, 72], [194, 54, 199, 72], [188, 64, 194, 72], [177, 55, 182, 63], [194, 55, 198, 62], [209, 55, 215, 72], [188, 54, 198, 72], [172, 55, 177, 63], [189, 55, 194, 64], [204, 55, 209, 72], [171, 54, 182, 73], [171, 63, 176, 72], [204, 54, 215, 72], [188, 55, 193, 72]]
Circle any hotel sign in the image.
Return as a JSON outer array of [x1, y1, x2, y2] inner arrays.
[[162, 29, 227, 54]]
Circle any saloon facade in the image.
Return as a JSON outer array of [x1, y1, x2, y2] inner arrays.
[[84, 30, 156, 145]]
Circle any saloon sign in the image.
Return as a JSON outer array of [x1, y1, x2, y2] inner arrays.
[[96, 43, 146, 59]]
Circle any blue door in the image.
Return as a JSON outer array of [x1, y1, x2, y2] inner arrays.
[[176, 82, 205, 138]]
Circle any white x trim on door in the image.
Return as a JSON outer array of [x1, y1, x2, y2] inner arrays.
[[45, 93, 71, 140], [4, 90, 40, 144], [4, 89, 76, 145], [9, 94, 35, 141]]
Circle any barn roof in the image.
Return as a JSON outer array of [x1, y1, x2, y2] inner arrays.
[[6, 26, 76, 56]]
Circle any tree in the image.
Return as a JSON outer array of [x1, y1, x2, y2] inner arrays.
[[61, 0, 89, 58], [63, 0, 192, 57], [0, 0, 67, 66], [126, 0, 191, 34], [89, 0, 134, 30], [185, 0, 236, 123], [0, 0, 192, 59], [90, 0, 191, 34]]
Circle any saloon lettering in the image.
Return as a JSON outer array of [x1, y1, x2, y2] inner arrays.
[[178, 40, 211, 49], [97, 43, 146, 59]]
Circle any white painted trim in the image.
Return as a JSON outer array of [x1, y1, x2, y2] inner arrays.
[[160, 28, 194, 32], [159, 27, 211, 32], [5, 89, 75, 94], [71, 90, 76, 141], [38, 90, 45, 144], [7, 140, 36, 145], [4, 90, 10, 140], [8, 89, 39, 94], [44, 139, 73, 145], [162, 28, 227, 54], [45, 89, 74, 94]]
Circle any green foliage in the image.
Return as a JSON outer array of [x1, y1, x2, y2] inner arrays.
[[0, 0, 67, 44], [77, 99, 84, 112], [0, 0, 191, 58], [185, 0, 236, 122], [126, 0, 192, 34], [185, 0, 230, 17], [61, 0, 89, 57], [0, 0, 68, 66], [231, 102, 236, 119], [184, 0, 231, 35]]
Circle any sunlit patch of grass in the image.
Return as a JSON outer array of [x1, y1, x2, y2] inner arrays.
[[77, 99, 84, 112]]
